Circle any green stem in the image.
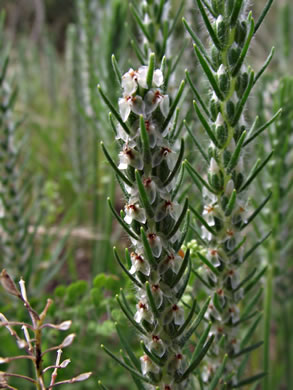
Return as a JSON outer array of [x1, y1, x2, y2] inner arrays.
[[263, 263, 273, 390]]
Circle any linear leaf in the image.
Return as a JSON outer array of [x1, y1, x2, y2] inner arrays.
[[113, 247, 142, 288], [240, 151, 274, 192], [164, 139, 185, 186], [108, 197, 138, 240], [184, 120, 209, 163]]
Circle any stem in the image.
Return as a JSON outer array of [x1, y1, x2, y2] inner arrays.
[[263, 263, 273, 390]]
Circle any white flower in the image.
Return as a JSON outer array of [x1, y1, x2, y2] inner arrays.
[[159, 251, 182, 274], [130, 251, 150, 276], [207, 248, 221, 267], [226, 305, 240, 324], [142, 176, 157, 204], [152, 145, 176, 170], [205, 303, 221, 322], [134, 300, 154, 324], [121, 68, 138, 95], [203, 203, 219, 226], [155, 199, 181, 222], [150, 283, 164, 308], [164, 304, 185, 326], [138, 119, 162, 148], [115, 124, 136, 146], [118, 95, 144, 122], [147, 232, 162, 258], [148, 334, 166, 357], [124, 200, 146, 224], [140, 354, 160, 375], [145, 89, 169, 117], [118, 144, 144, 170], [224, 268, 238, 290], [137, 66, 164, 90]]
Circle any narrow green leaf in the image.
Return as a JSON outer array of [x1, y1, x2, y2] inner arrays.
[[147, 52, 155, 88], [101, 142, 133, 187], [189, 205, 217, 236], [156, 0, 165, 23], [178, 335, 214, 382], [131, 39, 145, 64], [97, 85, 130, 135], [230, 0, 244, 27], [164, 139, 185, 186], [115, 295, 147, 335], [185, 70, 210, 118], [232, 13, 255, 76], [228, 235, 247, 256], [173, 210, 190, 252], [193, 44, 224, 100], [231, 341, 263, 359], [244, 108, 282, 146], [193, 101, 219, 146], [111, 54, 122, 84], [180, 297, 211, 346], [182, 18, 215, 70], [107, 197, 138, 240], [184, 121, 209, 163], [98, 380, 110, 390], [135, 170, 154, 218], [176, 254, 192, 301], [232, 372, 267, 388], [116, 323, 141, 371], [240, 192, 272, 230], [254, 0, 274, 33], [196, 0, 222, 50], [232, 71, 254, 126], [191, 322, 212, 361], [227, 131, 247, 172], [145, 281, 160, 318], [167, 197, 189, 239], [171, 249, 190, 287], [192, 268, 211, 289], [243, 231, 272, 262], [244, 267, 267, 295], [169, 0, 185, 36], [101, 344, 151, 383], [172, 164, 185, 201], [184, 160, 217, 194], [130, 4, 152, 41], [253, 47, 275, 86], [140, 227, 157, 267], [140, 341, 164, 367], [173, 299, 197, 338], [234, 267, 257, 292], [225, 189, 237, 217], [162, 80, 185, 132], [114, 247, 142, 288], [197, 252, 220, 276], [240, 314, 262, 349], [240, 151, 274, 192], [201, 0, 216, 17], [241, 288, 262, 320], [109, 113, 117, 136], [208, 354, 228, 390]]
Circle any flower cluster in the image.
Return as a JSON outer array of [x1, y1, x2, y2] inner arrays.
[[100, 57, 212, 389], [184, 0, 273, 386]]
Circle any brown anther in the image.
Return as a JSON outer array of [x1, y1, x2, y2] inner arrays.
[[205, 205, 214, 213], [127, 204, 137, 211], [152, 90, 162, 103], [178, 249, 185, 258], [143, 177, 152, 187], [176, 353, 183, 360], [217, 289, 223, 296], [217, 327, 224, 333], [172, 304, 179, 312], [161, 147, 171, 156], [152, 335, 160, 342], [165, 386, 172, 390], [164, 200, 172, 209], [138, 302, 146, 310], [152, 284, 160, 292], [226, 229, 234, 237], [148, 233, 156, 241], [210, 249, 218, 256]]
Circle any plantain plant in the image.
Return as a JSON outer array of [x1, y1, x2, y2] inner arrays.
[[183, 0, 276, 387]]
